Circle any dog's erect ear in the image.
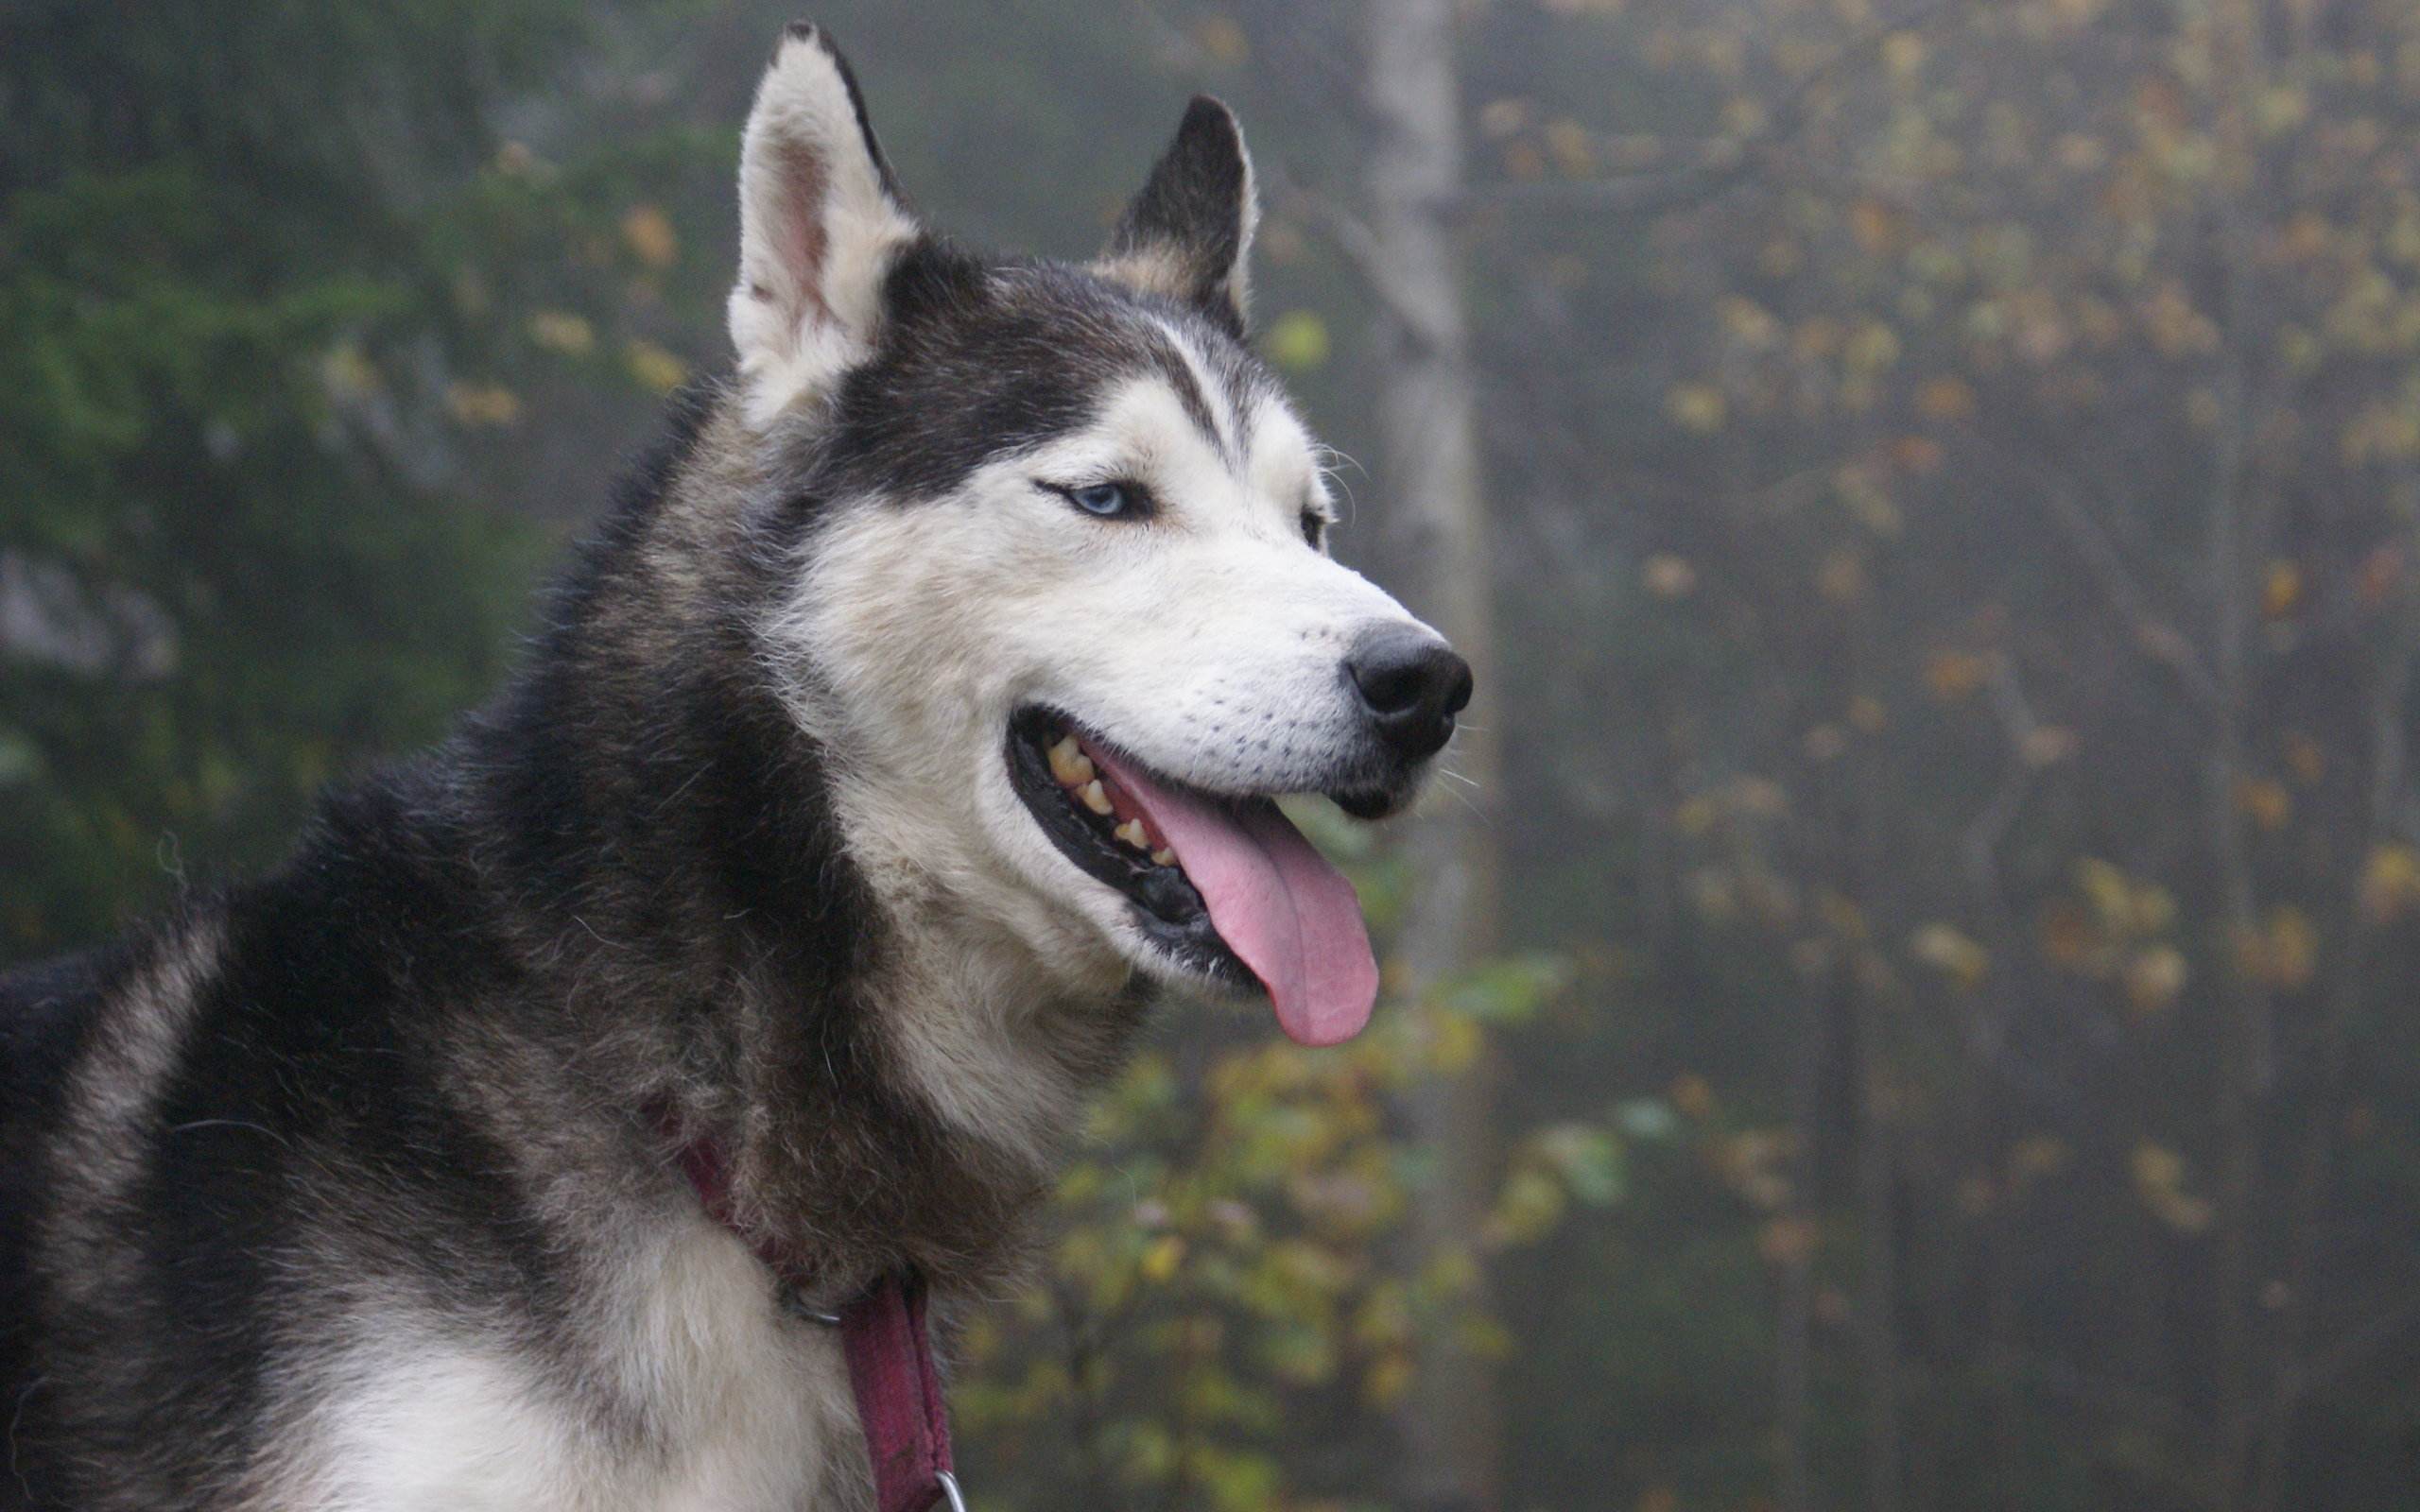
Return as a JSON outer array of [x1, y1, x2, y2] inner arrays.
[[728, 24, 917, 427], [1095, 96, 1258, 337]]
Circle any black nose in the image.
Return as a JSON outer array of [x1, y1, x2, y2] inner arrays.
[[1346, 625, 1473, 761]]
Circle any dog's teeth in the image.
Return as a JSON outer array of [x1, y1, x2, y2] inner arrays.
[[1150, 847, 1176, 867], [1046, 735, 1093, 787], [1114, 819, 1150, 850], [1079, 779, 1114, 816]]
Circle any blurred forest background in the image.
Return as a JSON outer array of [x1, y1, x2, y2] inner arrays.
[[8, 0, 2420, 1507]]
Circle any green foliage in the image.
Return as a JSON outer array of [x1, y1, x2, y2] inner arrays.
[[0, 0, 611, 947], [0, 0, 756, 950], [956, 939, 1615, 1510]]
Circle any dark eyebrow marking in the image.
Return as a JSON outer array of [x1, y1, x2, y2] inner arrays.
[[1141, 328, 1234, 466]]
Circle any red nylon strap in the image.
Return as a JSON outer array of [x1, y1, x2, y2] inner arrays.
[[658, 1110, 955, 1512], [841, 1272, 954, 1512]]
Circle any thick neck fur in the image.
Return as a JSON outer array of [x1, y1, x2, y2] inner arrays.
[[409, 385, 1146, 1300]]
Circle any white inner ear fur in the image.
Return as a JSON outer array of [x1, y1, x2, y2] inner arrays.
[[728, 33, 917, 429]]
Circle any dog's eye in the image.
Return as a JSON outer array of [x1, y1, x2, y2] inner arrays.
[[1300, 507, 1326, 548], [1046, 480, 1151, 521]]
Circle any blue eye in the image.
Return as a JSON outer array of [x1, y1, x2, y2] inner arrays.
[[1071, 483, 1130, 517]]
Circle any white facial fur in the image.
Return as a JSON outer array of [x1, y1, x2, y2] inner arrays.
[[774, 327, 1438, 998]]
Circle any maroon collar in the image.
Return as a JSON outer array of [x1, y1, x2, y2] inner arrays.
[[664, 1117, 962, 1512]]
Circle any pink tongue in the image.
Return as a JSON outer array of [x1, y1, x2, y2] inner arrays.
[[1086, 748, 1378, 1046]]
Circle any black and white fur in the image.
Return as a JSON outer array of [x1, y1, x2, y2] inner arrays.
[[0, 26, 1461, 1509]]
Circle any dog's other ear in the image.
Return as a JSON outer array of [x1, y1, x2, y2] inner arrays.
[[728, 24, 916, 427], [1096, 96, 1258, 337]]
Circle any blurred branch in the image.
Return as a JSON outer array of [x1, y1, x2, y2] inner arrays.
[[2250, 561, 2420, 1511], [1958, 430, 2224, 717], [1448, 0, 1964, 219], [2202, 34, 2275, 1493], [1264, 159, 1454, 347]]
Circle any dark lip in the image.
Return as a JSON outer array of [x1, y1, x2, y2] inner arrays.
[[1003, 707, 1253, 988]]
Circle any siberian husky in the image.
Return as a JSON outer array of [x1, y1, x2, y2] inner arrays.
[[0, 24, 1469, 1509]]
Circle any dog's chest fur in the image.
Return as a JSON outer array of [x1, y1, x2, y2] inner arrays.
[[257, 1221, 861, 1511]]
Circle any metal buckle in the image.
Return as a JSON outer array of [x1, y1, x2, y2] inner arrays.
[[777, 1282, 842, 1328], [937, 1469, 969, 1512]]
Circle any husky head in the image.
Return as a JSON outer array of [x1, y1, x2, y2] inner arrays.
[[735, 26, 1469, 1047]]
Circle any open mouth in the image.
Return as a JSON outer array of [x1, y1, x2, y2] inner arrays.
[[1005, 708, 1381, 1046]]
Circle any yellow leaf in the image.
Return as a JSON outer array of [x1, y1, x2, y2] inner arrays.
[[1643, 554, 1698, 598], [2123, 945, 2188, 1015], [1719, 296, 1782, 349], [2238, 908, 2318, 990], [1844, 321, 1902, 374], [1543, 117, 1596, 177], [620, 204, 680, 270], [320, 342, 383, 402], [1666, 383, 1727, 434], [1816, 548, 1867, 603], [527, 309, 596, 356], [2262, 560, 2303, 619], [444, 382, 522, 428], [2268, 907, 2318, 989], [1910, 922, 1989, 990], [2076, 858, 2172, 936], [2361, 843, 2420, 923], [1192, 13, 1249, 65], [1363, 1350, 1414, 1407], [1477, 97, 1531, 140], [2234, 778, 2291, 833], [2283, 731, 2327, 784], [2021, 727, 2080, 767], [1488, 1166, 1566, 1246], [1849, 198, 1903, 256], [1139, 1234, 1185, 1283], [1428, 1010, 1483, 1074], [623, 339, 688, 395], [1882, 30, 1927, 76], [2009, 1135, 2070, 1182], [1836, 465, 1902, 536], [1264, 309, 1329, 371], [2077, 859, 2133, 925], [2131, 1140, 2186, 1194], [1924, 650, 1989, 700], [2151, 1190, 2216, 1233], [1893, 435, 1945, 474], [1668, 1073, 1715, 1120]]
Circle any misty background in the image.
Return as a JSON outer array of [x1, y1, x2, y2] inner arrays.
[[7, 0, 2420, 1507]]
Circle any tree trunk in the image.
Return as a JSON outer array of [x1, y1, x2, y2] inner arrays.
[[1362, 3, 1504, 1509]]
